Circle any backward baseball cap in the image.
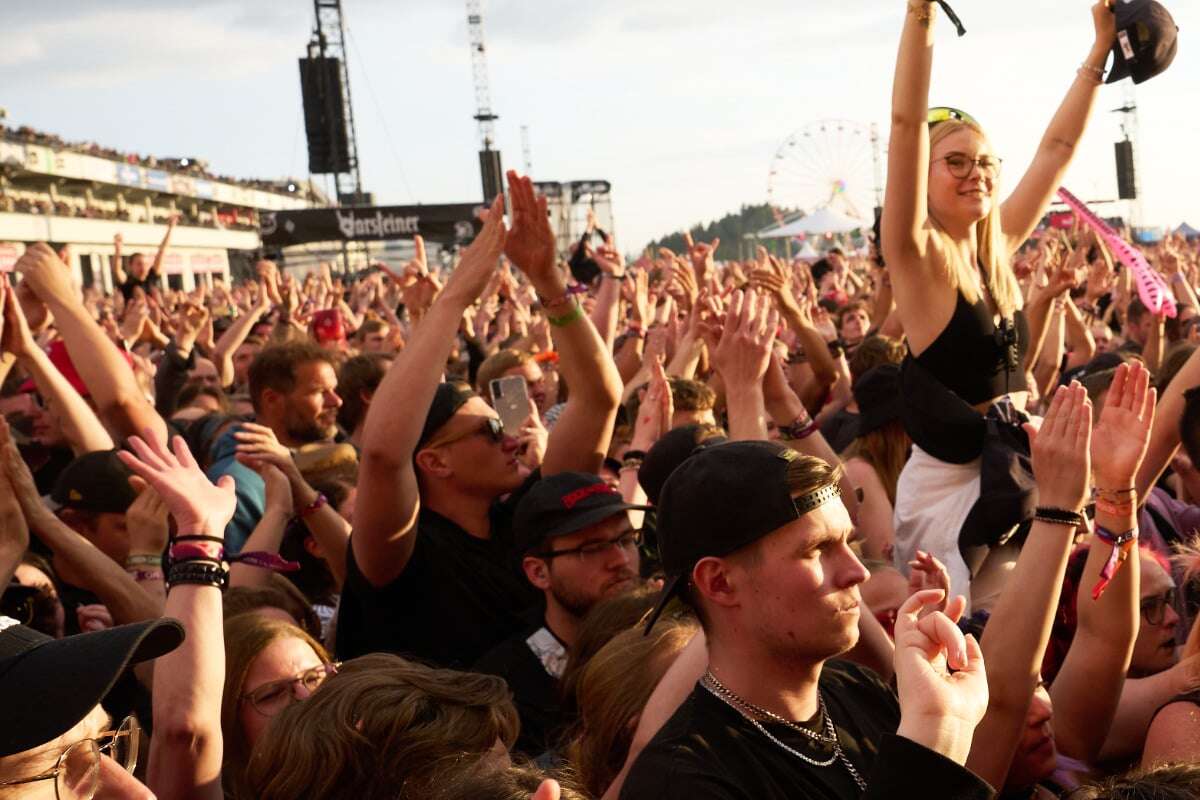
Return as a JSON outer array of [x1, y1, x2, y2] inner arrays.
[[642, 440, 842, 634], [417, 382, 476, 450]]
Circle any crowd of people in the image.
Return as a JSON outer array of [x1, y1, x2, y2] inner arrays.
[[0, 122, 318, 202], [1, 1, 1195, 798]]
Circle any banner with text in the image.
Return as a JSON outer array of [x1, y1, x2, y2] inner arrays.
[[259, 203, 484, 247]]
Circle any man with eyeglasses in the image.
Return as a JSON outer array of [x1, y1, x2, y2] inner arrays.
[[0, 615, 183, 799], [475, 472, 648, 756], [336, 175, 623, 671]]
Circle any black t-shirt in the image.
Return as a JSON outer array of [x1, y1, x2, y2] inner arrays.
[[620, 660, 993, 800], [474, 622, 567, 757], [118, 270, 159, 301], [335, 476, 542, 669]]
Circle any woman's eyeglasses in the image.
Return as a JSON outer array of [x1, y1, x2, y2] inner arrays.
[[1141, 588, 1178, 627], [934, 154, 1003, 180], [0, 715, 139, 800], [241, 662, 340, 717]]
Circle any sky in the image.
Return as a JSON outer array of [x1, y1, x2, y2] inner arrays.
[[1, 0, 1196, 251]]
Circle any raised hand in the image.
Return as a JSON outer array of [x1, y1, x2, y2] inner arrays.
[[14, 242, 76, 307], [707, 288, 779, 391], [683, 231, 719, 284], [125, 477, 170, 558], [254, 461, 294, 519], [503, 171, 560, 295], [595, 244, 625, 277], [443, 194, 508, 307], [0, 276, 36, 358], [1090, 361, 1155, 490], [1024, 382, 1092, 510], [117, 427, 235, 538], [515, 406, 548, 472], [1091, 0, 1117, 48], [893, 589, 988, 764], [631, 357, 674, 451], [906, 550, 952, 613]]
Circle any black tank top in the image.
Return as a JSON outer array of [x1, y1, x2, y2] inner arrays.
[[911, 291, 1030, 406]]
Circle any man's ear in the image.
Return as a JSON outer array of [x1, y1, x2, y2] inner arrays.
[[523, 555, 551, 591], [414, 448, 452, 480], [691, 557, 740, 612]]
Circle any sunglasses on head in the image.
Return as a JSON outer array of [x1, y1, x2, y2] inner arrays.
[[928, 106, 981, 129]]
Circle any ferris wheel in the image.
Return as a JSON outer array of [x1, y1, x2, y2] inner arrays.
[[766, 119, 883, 224]]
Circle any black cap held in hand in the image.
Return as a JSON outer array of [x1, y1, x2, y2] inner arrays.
[[1107, 0, 1179, 85], [642, 440, 842, 634], [853, 363, 903, 438], [514, 472, 649, 555], [50, 449, 139, 514]]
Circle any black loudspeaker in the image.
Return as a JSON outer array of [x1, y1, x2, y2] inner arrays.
[[299, 57, 351, 174], [1115, 140, 1137, 200], [479, 149, 504, 203]]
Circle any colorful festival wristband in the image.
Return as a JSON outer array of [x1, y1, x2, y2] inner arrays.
[[1091, 525, 1138, 600]]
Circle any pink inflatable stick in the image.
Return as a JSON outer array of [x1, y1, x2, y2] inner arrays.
[[1056, 186, 1176, 318]]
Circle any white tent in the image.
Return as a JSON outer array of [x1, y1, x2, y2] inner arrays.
[[755, 206, 866, 239], [795, 241, 820, 260]]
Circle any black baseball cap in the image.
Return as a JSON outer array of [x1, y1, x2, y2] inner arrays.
[[0, 616, 184, 756], [514, 472, 649, 555], [1107, 0, 1179, 85], [643, 440, 842, 633], [417, 381, 476, 450], [637, 424, 728, 505], [853, 363, 903, 438], [50, 450, 138, 514]]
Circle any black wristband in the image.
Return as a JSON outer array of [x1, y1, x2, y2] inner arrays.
[[622, 450, 647, 462], [167, 560, 229, 591], [1033, 506, 1085, 529]]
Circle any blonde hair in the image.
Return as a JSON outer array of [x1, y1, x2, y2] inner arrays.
[[245, 653, 519, 800], [221, 613, 331, 799], [566, 617, 700, 797], [841, 422, 911, 506], [928, 120, 1021, 319]]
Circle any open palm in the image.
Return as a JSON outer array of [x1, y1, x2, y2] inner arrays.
[[1090, 362, 1155, 489]]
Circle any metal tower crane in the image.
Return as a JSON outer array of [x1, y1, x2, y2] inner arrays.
[[467, 0, 504, 201]]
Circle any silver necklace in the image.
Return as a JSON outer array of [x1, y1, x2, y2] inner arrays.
[[700, 671, 868, 792]]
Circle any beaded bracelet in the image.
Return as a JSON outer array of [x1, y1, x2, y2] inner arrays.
[[1033, 507, 1086, 529], [1092, 525, 1138, 600], [167, 559, 229, 591]]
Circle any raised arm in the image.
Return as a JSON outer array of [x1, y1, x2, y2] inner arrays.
[[1137, 345, 1200, 497], [1, 419, 159, 625], [504, 171, 623, 475], [210, 290, 269, 388], [111, 232, 127, 287], [14, 243, 168, 443], [881, 0, 937, 269], [967, 383, 1091, 787], [704, 289, 777, 442], [1051, 362, 1154, 761], [999, 3, 1117, 249], [1, 277, 114, 454], [232, 422, 351, 587], [590, 246, 624, 351], [352, 196, 506, 588], [150, 215, 177, 278], [115, 428, 233, 800], [0, 466, 29, 591]]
